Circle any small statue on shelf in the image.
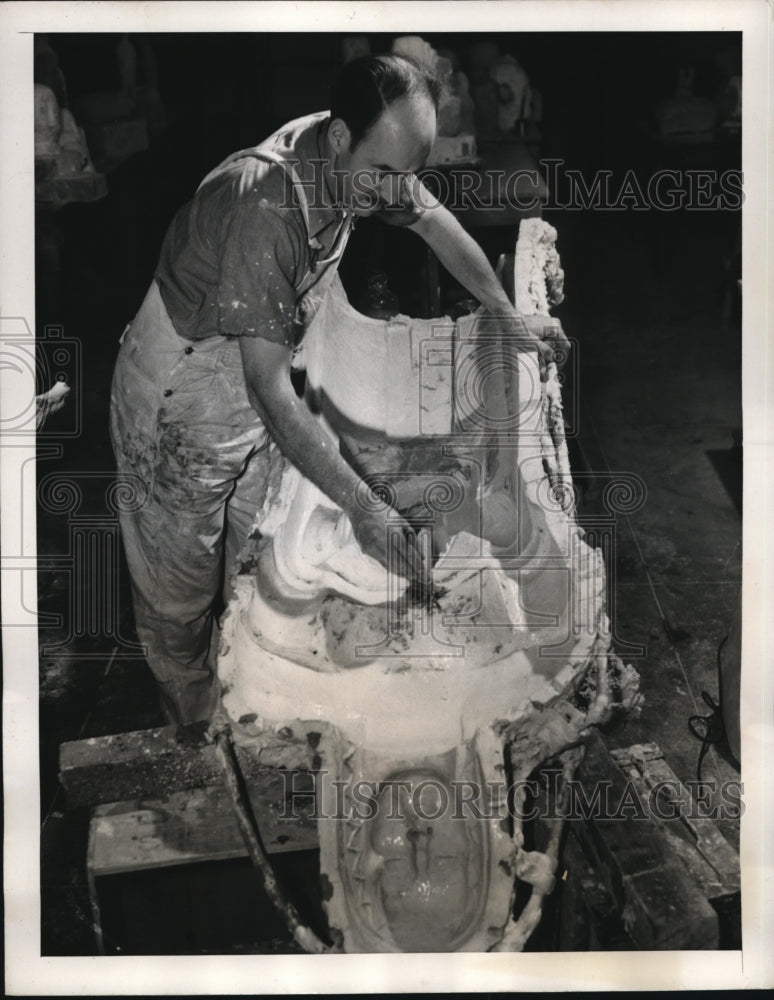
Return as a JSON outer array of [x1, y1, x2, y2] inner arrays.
[[490, 54, 532, 134], [390, 35, 477, 165], [655, 64, 717, 139]]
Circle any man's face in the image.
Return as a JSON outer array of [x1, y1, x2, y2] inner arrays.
[[330, 94, 436, 216]]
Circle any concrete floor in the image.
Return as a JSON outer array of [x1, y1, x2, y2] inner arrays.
[[36, 145, 742, 954], [555, 208, 743, 850]]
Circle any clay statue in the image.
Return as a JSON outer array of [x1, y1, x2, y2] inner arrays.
[[656, 65, 716, 138], [490, 54, 532, 133], [116, 34, 138, 97], [35, 83, 96, 177], [391, 34, 438, 69], [341, 35, 370, 63], [437, 48, 476, 135], [452, 68, 477, 134], [390, 36, 477, 163], [34, 83, 62, 159]]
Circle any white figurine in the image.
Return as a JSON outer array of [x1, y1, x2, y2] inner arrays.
[[490, 54, 532, 132]]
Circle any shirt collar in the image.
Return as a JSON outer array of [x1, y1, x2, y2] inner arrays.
[[296, 115, 343, 239]]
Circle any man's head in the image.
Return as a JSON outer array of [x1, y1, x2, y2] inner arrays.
[[328, 55, 442, 215]]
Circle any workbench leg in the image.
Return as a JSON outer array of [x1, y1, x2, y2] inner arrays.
[[425, 247, 442, 318], [86, 816, 106, 955]]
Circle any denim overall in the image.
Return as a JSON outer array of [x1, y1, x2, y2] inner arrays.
[[110, 149, 354, 724]]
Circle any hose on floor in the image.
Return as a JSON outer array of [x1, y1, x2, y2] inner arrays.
[[212, 724, 334, 954]]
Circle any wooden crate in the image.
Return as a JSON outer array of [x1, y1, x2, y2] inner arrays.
[[556, 733, 741, 950], [73, 727, 740, 953], [86, 781, 318, 954]]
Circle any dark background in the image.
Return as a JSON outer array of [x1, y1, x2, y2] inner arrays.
[[36, 31, 743, 956], [38, 30, 742, 319]]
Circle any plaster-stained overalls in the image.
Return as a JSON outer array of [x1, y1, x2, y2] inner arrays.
[[110, 147, 354, 724]]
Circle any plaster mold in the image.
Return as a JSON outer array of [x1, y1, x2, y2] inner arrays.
[[217, 221, 638, 951]]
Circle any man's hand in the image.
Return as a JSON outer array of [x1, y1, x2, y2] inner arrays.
[[239, 336, 430, 590], [403, 191, 572, 372], [349, 500, 430, 587], [520, 315, 571, 368], [493, 312, 571, 376], [492, 311, 552, 367]]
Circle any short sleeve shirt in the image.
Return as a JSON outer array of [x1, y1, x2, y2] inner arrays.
[[154, 112, 345, 346]]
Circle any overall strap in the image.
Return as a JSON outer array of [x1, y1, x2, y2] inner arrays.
[[198, 146, 316, 242], [199, 146, 352, 298]]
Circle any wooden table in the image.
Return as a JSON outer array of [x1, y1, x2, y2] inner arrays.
[[418, 138, 549, 316]]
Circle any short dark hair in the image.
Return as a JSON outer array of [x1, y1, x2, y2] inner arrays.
[[330, 54, 443, 150]]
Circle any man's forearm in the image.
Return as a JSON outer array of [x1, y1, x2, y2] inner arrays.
[[385, 179, 553, 355], [252, 382, 366, 515], [412, 201, 521, 319], [410, 198, 563, 362], [239, 337, 373, 517], [239, 335, 428, 581]]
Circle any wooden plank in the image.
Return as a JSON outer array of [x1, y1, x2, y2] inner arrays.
[[574, 730, 719, 949], [639, 757, 740, 890], [610, 742, 663, 765], [556, 831, 633, 951], [620, 764, 731, 903], [610, 744, 741, 895], [86, 815, 106, 955], [59, 722, 323, 808], [89, 782, 319, 877]]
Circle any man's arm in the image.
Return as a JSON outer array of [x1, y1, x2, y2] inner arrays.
[[221, 201, 424, 581], [238, 335, 425, 582], [388, 179, 567, 363], [411, 191, 516, 313]]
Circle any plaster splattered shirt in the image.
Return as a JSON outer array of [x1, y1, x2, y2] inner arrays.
[[154, 111, 349, 346]]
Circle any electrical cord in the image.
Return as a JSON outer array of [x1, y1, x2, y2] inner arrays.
[[687, 635, 728, 783], [212, 724, 335, 954]]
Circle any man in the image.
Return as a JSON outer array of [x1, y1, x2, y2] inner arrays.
[[110, 54, 564, 725]]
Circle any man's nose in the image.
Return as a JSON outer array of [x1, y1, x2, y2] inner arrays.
[[379, 175, 405, 206]]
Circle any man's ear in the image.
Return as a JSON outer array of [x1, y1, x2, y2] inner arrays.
[[328, 117, 351, 155]]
